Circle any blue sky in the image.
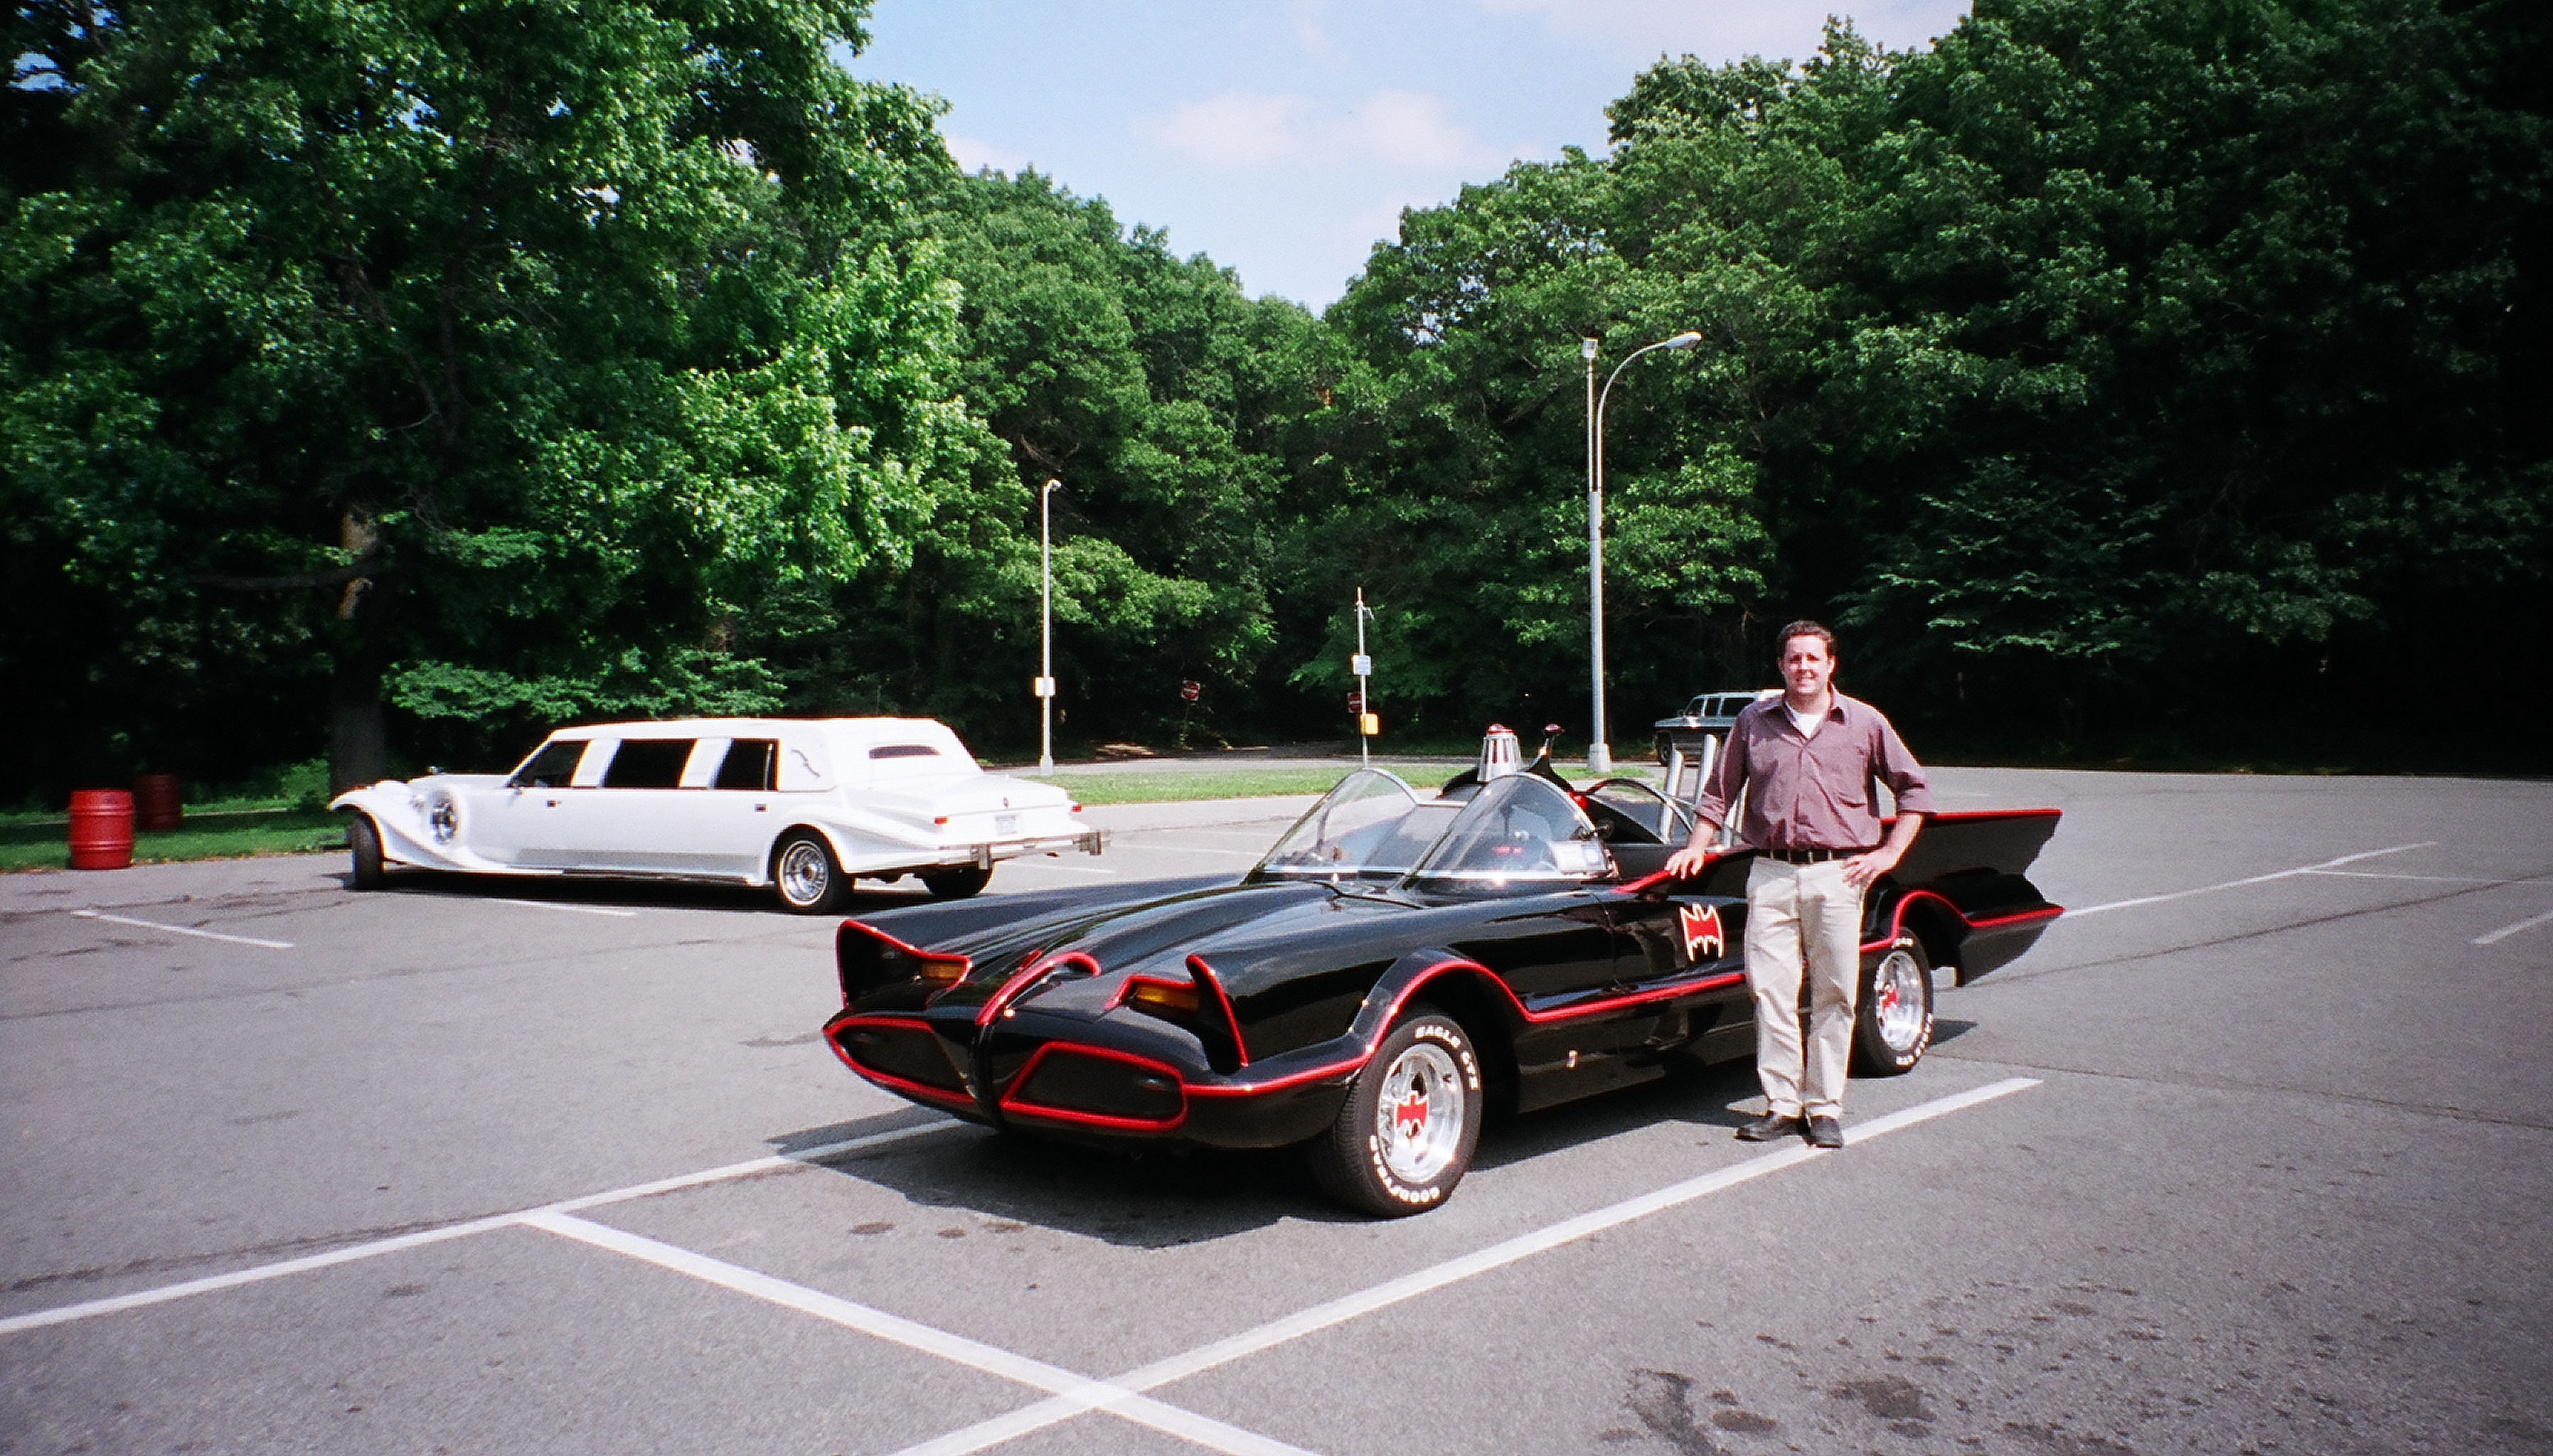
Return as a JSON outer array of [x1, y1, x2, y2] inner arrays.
[[844, 0, 1975, 309]]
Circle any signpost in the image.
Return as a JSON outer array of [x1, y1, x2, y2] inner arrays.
[[1351, 588, 1377, 766]]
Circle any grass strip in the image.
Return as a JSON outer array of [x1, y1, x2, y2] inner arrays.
[[0, 807, 344, 873]]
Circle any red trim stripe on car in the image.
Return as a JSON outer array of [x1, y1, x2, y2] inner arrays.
[[822, 1012, 976, 1111], [997, 1042, 1189, 1133]]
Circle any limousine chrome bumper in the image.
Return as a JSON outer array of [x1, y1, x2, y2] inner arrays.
[[950, 828, 1106, 869]]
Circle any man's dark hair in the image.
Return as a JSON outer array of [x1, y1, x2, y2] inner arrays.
[[1774, 620, 1837, 658]]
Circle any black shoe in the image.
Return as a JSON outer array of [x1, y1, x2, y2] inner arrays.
[[1737, 1113, 1805, 1142], [1806, 1116, 1844, 1149]]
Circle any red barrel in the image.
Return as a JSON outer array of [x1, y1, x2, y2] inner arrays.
[[132, 771, 183, 833], [68, 789, 135, 871]]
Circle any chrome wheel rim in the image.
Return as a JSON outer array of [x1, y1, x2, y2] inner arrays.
[[1871, 948, 1929, 1053], [779, 841, 831, 905], [1375, 1041, 1464, 1184]]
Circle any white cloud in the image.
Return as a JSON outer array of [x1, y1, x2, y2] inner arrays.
[[1136, 92, 1312, 167], [944, 134, 1033, 175], [1345, 90, 1491, 168], [1136, 88, 1498, 173]]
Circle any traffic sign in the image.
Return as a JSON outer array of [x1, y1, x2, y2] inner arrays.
[[1350, 653, 1372, 677], [1346, 690, 1365, 713], [1178, 680, 1201, 702]]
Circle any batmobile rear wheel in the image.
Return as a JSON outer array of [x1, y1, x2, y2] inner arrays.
[[920, 864, 992, 900], [773, 832, 845, 914], [347, 815, 385, 892], [1851, 933, 1934, 1076], [1310, 1009, 1483, 1217]]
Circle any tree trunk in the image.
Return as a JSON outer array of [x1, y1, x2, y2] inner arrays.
[[329, 663, 389, 793]]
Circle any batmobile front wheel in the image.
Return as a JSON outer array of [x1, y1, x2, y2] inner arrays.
[[1852, 933, 1934, 1076], [1310, 1009, 1483, 1217], [773, 833, 846, 914], [920, 864, 992, 900], [347, 815, 385, 892]]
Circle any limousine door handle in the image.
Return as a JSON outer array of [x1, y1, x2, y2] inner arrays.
[[545, 798, 560, 808], [754, 803, 769, 812]]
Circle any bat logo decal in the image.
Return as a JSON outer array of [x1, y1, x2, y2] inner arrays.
[[1393, 1090, 1429, 1138], [1679, 903, 1726, 963]]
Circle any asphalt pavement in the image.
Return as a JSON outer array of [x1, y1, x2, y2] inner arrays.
[[3, 766, 2549, 1455]]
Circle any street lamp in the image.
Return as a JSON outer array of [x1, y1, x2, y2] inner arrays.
[[1037, 478, 1061, 774], [1583, 329, 1703, 774]]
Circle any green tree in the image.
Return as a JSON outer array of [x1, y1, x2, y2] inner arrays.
[[1, 0, 982, 793], [792, 168, 1342, 749], [1325, 0, 2549, 761]]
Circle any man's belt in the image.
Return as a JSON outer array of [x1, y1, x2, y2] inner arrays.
[[1760, 845, 1872, 864]]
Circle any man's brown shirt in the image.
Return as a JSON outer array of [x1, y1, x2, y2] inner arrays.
[[1692, 693, 1934, 852]]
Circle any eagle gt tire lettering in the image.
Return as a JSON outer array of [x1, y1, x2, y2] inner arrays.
[[1311, 1008, 1483, 1217]]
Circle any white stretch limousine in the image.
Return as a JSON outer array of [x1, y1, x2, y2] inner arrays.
[[329, 717, 1101, 911]]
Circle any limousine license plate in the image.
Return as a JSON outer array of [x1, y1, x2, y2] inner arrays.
[[995, 813, 1018, 836]]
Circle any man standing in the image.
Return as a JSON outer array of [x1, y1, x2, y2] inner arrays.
[[1663, 621, 1933, 1149]]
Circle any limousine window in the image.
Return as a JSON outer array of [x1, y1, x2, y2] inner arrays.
[[509, 739, 585, 789], [715, 739, 777, 791], [869, 744, 939, 759], [602, 739, 693, 789]]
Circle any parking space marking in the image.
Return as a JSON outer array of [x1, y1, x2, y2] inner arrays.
[[2302, 869, 2503, 884], [488, 897, 641, 918], [890, 1076, 2041, 1456], [0, 1119, 959, 1337], [68, 909, 294, 950], [527, 1212, 1321, 1456], [2067, 842, 2436, 916], [2475, 909, 2553, 947]]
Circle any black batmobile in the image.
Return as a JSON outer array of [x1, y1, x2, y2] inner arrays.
[[823, 754, 2062, 1216]]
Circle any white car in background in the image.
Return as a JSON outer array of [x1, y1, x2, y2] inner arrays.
[[329, 717, 1101, 911]]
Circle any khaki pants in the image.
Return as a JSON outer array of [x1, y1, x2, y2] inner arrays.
[[1744, 857, 1865, 1119]]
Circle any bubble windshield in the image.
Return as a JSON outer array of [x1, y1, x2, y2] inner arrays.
[[1251, 770, 1455, 883], [1409, 775, 1611, 888]]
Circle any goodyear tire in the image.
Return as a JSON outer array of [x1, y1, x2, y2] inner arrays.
[[1851, 933, 1934, 1076], [1310, 1008, 1483, 1217], [921, 864, 993, 901], [347, 815, 385, 892], [773, 832, 846, 914]]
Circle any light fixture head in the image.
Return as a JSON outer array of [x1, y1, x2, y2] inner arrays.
[[1661, 331, 1703, 350], [1580, 337, 1600, 361]]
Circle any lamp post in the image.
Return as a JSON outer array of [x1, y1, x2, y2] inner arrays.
[[1584, 329, 1703, 775], [1037, 478, 1061, 774]]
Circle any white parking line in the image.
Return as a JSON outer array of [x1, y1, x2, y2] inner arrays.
[[528, 1213, 1321, 1456], [887, 1076, 2041, 1456], [489, 897, 641, 918], [69, 909, 293, 950], [0, 1120, 959, 1337], [2066, 843, 2436, 916], [2475, 909, 2553, 947], [2301, 869, 2500, 884]]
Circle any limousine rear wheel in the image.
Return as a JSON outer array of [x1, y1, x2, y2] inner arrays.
[[773, 832, 846, 914], [920, 864, 992, 901]]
